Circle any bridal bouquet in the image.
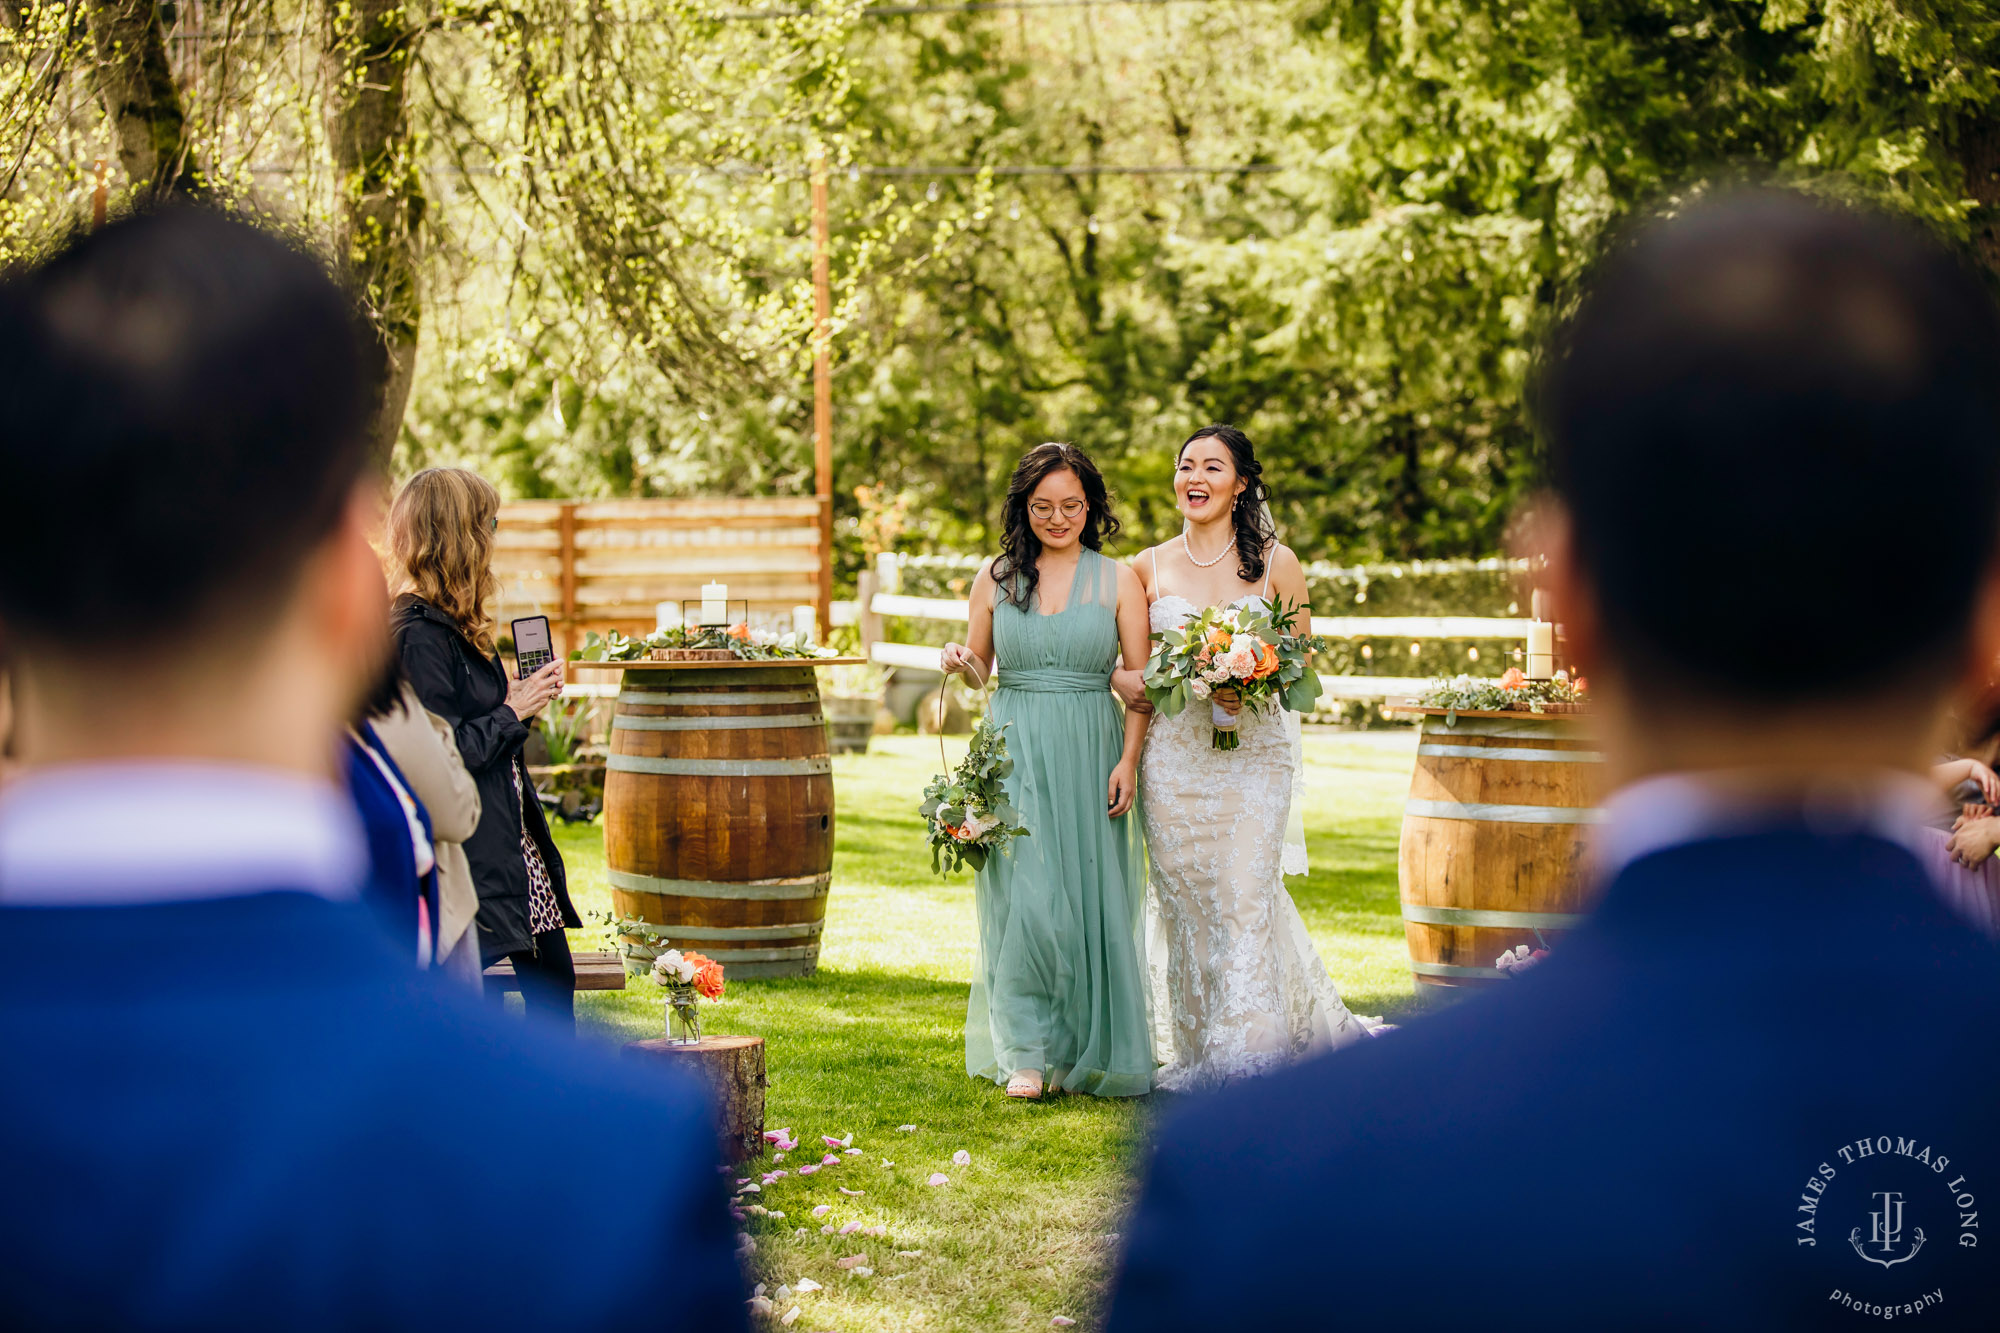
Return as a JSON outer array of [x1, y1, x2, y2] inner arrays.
[[920, 716, 1030, 875], [1144, 600, 1325, 750]]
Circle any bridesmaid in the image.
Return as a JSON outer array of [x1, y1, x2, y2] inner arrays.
[[940, 442, 1156, 1099]]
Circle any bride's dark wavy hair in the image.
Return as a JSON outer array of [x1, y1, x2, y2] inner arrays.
[[1179, 424, 1277, 586], [992, 442, 1121, 609]]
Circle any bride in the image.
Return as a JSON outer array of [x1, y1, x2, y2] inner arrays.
[[1117, 425, 1383, 1090]]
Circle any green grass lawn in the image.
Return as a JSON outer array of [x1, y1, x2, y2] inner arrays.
[[552, 729, 1421, 1333]]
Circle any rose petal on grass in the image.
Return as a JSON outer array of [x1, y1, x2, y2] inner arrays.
[[881, 1159, 895, 1168], [793, 1228, 810, 1240], [839, 1221, 864, 1235], [1051, 1318, 1077, 1328], [951, 1150, 970, 1166], [768, 1211, 785, 1220], [820, 1225, 834, 1235], [774, 1285, 791, 1301], [836, 1253, 870, 1269], [843, 1148, 863, 1156], [895, 1250, 922, 1257], [795, 1278, 823, 1293], [797, 1164, 819, 1176], [897, 1124, 917, 1132], [926, 1173, 949, 1187], [764, 1129, 793, 1144], [811, 1205, 832, 1218], [772, 1152, 787, 1162], [838, 1187, 864, 1197], [747, 1296, 773, 1317], [863, 1226, 886, 1237], [822, 1136, 843, 1150], [851, 1267, 874, 1278], [821, 1154, 841, 1166], [781, 1307, 800, 1327], [737, 1182, 761, 1193]]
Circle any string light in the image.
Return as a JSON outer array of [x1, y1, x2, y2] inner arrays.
[[1409, 642, 1422, 657], [1467, 647, 1480, 662]]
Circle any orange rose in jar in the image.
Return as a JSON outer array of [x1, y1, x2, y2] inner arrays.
[[1498, 667, 1527, 690], [684, 951, 726, 999], [727, 622, 752, 642]]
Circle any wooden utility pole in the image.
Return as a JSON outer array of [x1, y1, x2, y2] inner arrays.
[[810, 145, 834, 636]]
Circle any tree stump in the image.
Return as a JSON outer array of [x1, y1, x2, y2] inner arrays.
[[621, 1035, 767, 1162]]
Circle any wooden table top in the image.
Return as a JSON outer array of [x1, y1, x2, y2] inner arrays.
[[1384, 703, 1592, 719]]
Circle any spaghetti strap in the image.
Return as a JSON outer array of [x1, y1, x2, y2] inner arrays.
[[1260, 546, 1274, 599], [1149, 545, 1163, 597]]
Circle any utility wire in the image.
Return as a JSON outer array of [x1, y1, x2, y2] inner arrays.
[[158, 0, 1250, 40], [242, 161, 1279, 178]]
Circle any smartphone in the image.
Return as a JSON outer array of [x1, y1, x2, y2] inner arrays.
[[511, 616, 554, 680]]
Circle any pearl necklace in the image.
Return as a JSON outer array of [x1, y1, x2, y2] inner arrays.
[[1182, 531, 1237, 569]]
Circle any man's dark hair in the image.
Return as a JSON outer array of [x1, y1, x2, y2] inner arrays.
[[0, 208, 376, 650], [1542, 190, 2000, 706]]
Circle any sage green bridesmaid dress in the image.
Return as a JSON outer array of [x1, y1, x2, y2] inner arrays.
[[965, 548, 1153, 1097]]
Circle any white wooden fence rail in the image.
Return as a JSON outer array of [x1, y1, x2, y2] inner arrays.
[[861, 594, 1534, 701]]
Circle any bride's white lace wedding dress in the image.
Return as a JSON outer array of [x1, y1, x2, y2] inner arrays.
[[1142, 591, 1383, 1090]]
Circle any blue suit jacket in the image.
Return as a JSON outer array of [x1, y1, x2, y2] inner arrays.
[[0, 890, 748, 1331], [1109, 829, 2000, 1331]]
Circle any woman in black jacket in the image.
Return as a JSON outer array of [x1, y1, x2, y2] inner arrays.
[[387, 468, 580, 1027]]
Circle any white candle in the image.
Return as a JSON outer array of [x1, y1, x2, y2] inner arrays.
[[1526, 621, 1555, 678], [792, 604, 816, 643], [701, 581, 727, 626], [656, 600, 682, 632]]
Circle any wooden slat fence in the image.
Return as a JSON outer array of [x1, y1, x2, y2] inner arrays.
[[495, 498, 825, 657]]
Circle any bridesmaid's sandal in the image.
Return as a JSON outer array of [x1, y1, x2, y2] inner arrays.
[[1006, 1071, 1045, 1100]]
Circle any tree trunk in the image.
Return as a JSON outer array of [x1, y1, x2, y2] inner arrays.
[[84, 0, 199, 198], [622, 1035, 769, 1162], [1955, 109, 2000, 284], [323, 0, 425, 460]]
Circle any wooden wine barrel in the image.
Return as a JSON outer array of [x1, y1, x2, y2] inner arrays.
[[604, 663, 834, 979], [1397, 709, 1606, 989]]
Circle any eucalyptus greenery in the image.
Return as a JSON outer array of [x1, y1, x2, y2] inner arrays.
[[919, 718, 1029, 876]]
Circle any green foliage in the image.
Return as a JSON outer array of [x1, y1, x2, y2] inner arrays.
[[538, 696, 589, 766], [918, 717, 1027, 875], [10, 0, 2000, 576]]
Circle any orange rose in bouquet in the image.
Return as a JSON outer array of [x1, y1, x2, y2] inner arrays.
[[1252, 642, 1282, 680]]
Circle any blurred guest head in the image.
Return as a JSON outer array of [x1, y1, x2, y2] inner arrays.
[[0, 208, 384, 773], [387, 468, 501, 652], [1537, 191, 2000, 778]]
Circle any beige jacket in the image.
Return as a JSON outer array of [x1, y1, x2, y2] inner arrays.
[[371, 683, 482, 973]]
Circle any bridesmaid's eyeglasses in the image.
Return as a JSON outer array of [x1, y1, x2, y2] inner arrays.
[[1028, 499, 1088, 521]]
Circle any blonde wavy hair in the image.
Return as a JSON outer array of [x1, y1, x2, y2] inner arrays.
[[388, 467, 501, 653]]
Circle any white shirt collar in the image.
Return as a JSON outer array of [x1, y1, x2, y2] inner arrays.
[[0, 762, 366, 907], [1592, 768, 1938, 885]]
